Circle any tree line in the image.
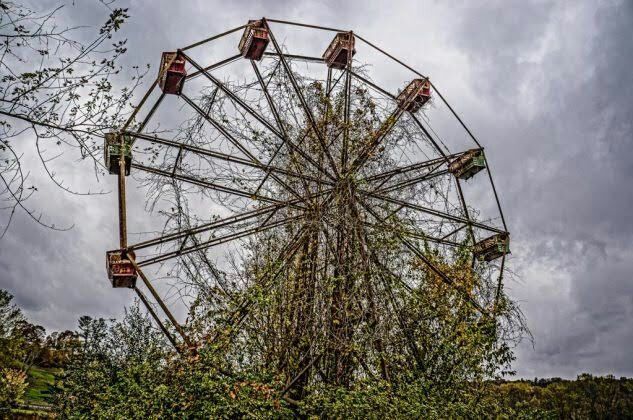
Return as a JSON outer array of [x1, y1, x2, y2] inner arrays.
[[2, 289, 632, 418]]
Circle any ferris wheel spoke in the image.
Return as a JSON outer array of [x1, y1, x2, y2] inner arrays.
[[134, 92, 165, 135], [214, 222, 315, 343], [185, 54, 242, 81], [341, 40, 354, 171], [128, 202, 289, 252], [355, 215, 440, 369], [361, 190, 504, 235], [127, 185, 333, 255], [138, 213, 304, 267], [357, 197, 463, 248], [131, 162, 304, 207], [371, 165, 449, 195], [180, 94, 315, 206], [327, 69, 347, 96], [250, 60, 336, 191], [349, 70, 396, 101], [350, 70, 451, 162], [181, 52, 284, 140], [362, 194, 486, 313], [263, 19, 341, 179], [363, 221, 462, 248], [125, 131, 330, 187], [439, 224, 468, 241], [348, 108, 405, 175], [398, 236, 487, 314], [361, 154, 455, 184]]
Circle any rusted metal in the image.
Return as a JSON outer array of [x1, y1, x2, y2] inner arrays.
[[131, 162, 304, 207], [130, 204, 284, 251], [341, 32, 353, 170], [473, 233, 510, 262], [117, 133, 128, 250], [179, 91, 320, 206], [106, 250, 137, 288], [250, 60, 323, 194], [128, 257, 192, 347], [449, 149, 486, 180], [361, 191, 505, 234], [134, 286, 181, 352], [159, 52, 186, 95], [104, 132, 132, 175], [136, 92, 165, 134], [396, 79, 431, 113], [239, 20, 270, 61], [124, 131, 329, 186], [109, 19, 511, 355], [186, 54, 242, 80], [348, 108, 404, 174], [362, 154, 459, 184], [360, 201, 488, 315], [262, 18, 341, 179], [262, 52, 324, 63], [138, 214, 303, 267], [323, 32, 355, 69]]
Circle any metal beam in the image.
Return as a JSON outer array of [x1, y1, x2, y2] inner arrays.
[[134, 286, 181, 352], [181, 24, 246, 51], [125, 131, 331, 186], [131, 162, 301, 207], [186, 54, 242, 80], [129, 258, 193, 347], [262, 18, 341, 179], [179, 93, 315, 207], [361, 190, 505, 234], [128, 202, 287, 251], [138, 214, 303, 267]]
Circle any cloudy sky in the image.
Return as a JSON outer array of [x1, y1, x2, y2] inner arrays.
[[1, 0, 632, 379]]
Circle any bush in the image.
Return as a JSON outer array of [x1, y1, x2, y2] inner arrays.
[[0, 367, 28, 409]]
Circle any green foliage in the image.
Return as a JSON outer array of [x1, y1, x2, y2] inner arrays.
[[23, 365, 58, 405], [481, 375, 633, 419], [0, 367, 27, 410], [0, 289, 25, 367], [1, 288, 629, 418]]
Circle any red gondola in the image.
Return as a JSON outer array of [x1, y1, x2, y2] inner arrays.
[[396, 79, 431, 113], [106, 250, 137, 288], [323, 32, 355, 69], [159, 52, 186, 95], [238, 20, 269, 61]]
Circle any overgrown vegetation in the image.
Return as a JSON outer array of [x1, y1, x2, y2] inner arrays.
[[1, 289, 632, 417]]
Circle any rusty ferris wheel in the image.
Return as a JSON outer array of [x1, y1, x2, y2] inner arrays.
[[103, 18, 510, 355]]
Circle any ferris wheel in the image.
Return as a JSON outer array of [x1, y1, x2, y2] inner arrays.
[[103, 18, 510, 357]]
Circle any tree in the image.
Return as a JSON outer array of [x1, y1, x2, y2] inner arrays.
[[56, 303, 171, 418], [0, 0, 145, 237], [0, 288, 25, 366]]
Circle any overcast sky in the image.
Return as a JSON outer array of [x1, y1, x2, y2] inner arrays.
[[1, 0, 632, 379]]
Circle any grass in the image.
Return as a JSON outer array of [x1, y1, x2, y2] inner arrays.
[[23, 365, 60, 406]]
